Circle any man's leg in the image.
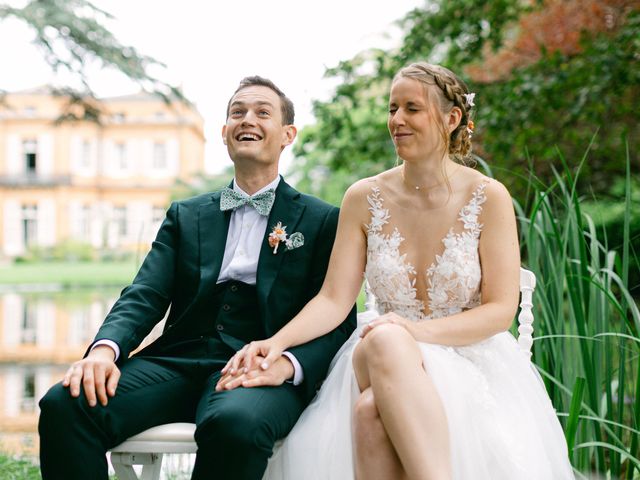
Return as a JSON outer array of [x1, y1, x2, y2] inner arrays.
[[192, 370, 306, 480], [39, 355, 204, 480]]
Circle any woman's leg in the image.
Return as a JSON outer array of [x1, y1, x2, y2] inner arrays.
[[352, 324, 452, 480], [353, 387, 407, 480]]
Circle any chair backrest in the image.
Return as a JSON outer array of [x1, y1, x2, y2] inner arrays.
[[363, 267, 537, 356], [517, 268, 536, 355]]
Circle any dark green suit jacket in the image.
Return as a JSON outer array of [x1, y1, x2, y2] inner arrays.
[[90, 178, 356, 401]]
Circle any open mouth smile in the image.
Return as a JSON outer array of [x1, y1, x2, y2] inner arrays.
[[235, 132, 263, 142]]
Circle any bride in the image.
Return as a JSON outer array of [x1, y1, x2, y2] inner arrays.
[[218, 62, 575, 479]]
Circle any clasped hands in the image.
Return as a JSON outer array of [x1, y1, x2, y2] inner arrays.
[[217, 312, 414, 392], [216, 340, 292, 391]]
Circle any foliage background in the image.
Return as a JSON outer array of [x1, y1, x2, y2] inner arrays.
[[292, 0, 639, 202], [287, 1, 639, 477]]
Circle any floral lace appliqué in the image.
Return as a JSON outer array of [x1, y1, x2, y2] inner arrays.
[[364, 182, 488, 321], [425, 182, 486, 319], [364, 188, 425, 321]]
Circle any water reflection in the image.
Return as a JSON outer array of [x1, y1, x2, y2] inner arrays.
[[0, 288, 118, 457]]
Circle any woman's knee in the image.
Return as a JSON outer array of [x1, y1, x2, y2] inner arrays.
[[360, 323, 415, 365]]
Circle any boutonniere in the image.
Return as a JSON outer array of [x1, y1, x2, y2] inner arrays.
[[268, 222, 305, 254]]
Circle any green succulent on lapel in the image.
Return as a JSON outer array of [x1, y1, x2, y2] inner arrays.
[[285, 232, 304, 251]]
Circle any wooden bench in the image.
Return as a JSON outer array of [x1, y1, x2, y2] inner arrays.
[[109, 268, 537, 480]]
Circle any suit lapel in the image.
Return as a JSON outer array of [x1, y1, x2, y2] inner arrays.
[[197, 190, 231, 295], [257, 179, 305, 305]]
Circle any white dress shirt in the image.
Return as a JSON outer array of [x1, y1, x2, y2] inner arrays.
[[217, 176, 280, 285], [93, 176, 303, 385]]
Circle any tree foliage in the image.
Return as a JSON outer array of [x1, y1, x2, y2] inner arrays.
[[291, 0, 639, 205], [0, 0, 185, 120]]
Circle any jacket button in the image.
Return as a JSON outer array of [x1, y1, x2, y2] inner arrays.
[[216, 325, 224, 331], [230, 285, 238, 292], [222, 304, 231, 311]]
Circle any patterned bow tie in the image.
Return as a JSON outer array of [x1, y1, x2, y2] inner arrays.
[[220, 187, 276, 216]]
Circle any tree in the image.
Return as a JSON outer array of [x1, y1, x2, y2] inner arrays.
[[291, 0, 639, 204], [0, 0, 185, 120]]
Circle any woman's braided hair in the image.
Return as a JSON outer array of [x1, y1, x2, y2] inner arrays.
[[394, 62, 474, 162]]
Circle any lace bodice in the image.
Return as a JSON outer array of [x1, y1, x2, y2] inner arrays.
[[364, 182, 488, 321]]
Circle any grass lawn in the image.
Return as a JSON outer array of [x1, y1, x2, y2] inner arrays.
[[0, 454, 40, 480], [0, 261, 137, 287]]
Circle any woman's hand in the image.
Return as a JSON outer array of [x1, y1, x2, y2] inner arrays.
[[221, 337, 287, 378], [215, 354, 294, 391], [360, 312, 415, 338]]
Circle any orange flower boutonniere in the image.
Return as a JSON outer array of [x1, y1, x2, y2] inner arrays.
[[268, 222, 304, 254]]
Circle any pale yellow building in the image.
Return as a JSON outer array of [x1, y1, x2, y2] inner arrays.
[[0, 87, 205, 257]]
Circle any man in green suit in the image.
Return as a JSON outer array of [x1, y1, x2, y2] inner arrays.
[[38, 76, 356, 480]]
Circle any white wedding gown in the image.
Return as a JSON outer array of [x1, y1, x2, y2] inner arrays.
[[264, 182, 574, 479]]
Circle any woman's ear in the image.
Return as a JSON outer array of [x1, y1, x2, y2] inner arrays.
[[448, 107, 463, 133]]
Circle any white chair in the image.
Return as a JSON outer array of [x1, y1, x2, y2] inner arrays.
[[109, 422, 196, 480], [109, 268, 537, 480], [517, 267, 536, 355]]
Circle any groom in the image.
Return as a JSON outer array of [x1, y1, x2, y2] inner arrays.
[[38, 76, 356, 480]]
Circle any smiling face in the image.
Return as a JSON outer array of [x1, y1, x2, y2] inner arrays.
[[387, 76, 450, 163], [222, 85, 296, 168]]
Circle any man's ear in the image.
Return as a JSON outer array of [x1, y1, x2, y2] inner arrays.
[[281, 125, 297, 148], [448, 107, 462, 133], [221, 125, 228, 145]]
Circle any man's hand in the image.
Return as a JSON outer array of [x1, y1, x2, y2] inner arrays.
[[215, 355, 294, 391], [62, 345, 121, 407]]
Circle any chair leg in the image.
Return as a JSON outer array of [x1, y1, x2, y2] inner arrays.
[[110, 452, 164, 480]]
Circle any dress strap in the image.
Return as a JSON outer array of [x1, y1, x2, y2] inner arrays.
[[458, 180, 489, 236], [365, 187, 390, 234]]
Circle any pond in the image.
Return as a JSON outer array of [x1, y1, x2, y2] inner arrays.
[[0, 286, 197, 478], [0, 287, 120, 458]]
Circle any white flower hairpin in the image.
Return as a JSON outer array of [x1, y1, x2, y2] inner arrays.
[[463, 92, 476, 109]]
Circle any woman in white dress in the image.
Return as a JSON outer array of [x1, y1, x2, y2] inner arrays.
[[219, 62, 575, 479]]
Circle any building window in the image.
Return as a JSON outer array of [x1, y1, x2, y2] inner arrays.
[[78, 205, 91, 240], [113, 112, 125, 123], [23, 139, 37, 173], [81, 140, 91, 168], [22, 204, 38, 247], [113, 206, 127, 237], [115, 142, 127, 169], [21, 371, 36, 413], [152, 142, 167, 169], [24, 106, 36, 117], [21, 302, 37, 344]]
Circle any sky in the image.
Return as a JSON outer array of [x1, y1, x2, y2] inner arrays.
[[0, 0, 424, 173]]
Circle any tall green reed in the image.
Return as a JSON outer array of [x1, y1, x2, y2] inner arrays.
[[513, 144, 639, 478]]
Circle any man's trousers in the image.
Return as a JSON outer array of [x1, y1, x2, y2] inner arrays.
[[38, 336, 306, 480]]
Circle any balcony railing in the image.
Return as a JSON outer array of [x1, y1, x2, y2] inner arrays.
[[0, 173, 72, 187]]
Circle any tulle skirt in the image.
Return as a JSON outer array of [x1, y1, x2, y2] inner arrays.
[[264, 313, 575, 479]]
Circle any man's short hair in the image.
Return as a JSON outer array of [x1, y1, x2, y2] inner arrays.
[[226, 76, 295, 125]]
